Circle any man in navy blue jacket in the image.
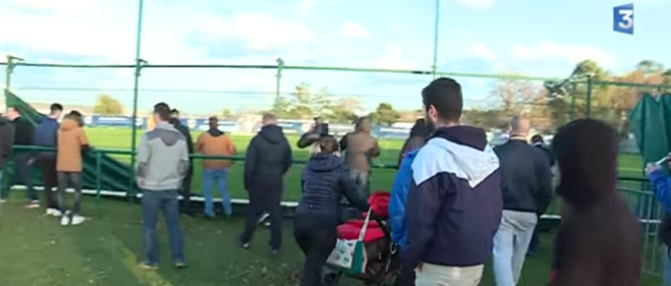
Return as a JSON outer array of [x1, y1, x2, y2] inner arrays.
[[403, 78, 502, 286], [34, 103, 63, 216]]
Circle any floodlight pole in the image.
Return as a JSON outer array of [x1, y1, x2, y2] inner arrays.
[[431, 0, 440, 78]]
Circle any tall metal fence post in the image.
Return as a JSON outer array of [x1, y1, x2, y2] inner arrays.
[[431, 0, 440, 79], [274, 58, 284, 108], [4, 55, 23, 112], [95, 151, 102, 213], [129, 0, 145, 200], [586, 74, 593, 118]]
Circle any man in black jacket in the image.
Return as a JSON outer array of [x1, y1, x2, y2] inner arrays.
[[169, 109, 195, 214], [240, 113, 292, 254], [527, 134, 555, 256], [0, 114, 13, 203], [2, 108, 38, 207], [492, 117, 553, 286]]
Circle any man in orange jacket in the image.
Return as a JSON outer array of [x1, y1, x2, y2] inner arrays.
[[196, 117, 236, 219]]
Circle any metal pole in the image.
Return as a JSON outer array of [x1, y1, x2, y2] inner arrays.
[[274, 58, 284, 108], [586, 74, 593, 118], [569, 82, 576, 121], [129, 0, 145, 197], [4, 55, 23, 113], [431, 0, 440, 78]]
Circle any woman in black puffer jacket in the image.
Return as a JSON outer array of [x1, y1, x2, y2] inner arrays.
[[294, 136, 370, 286]]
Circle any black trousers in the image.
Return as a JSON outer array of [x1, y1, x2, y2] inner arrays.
[[39, 155, 58, 209], [179, 165, 193, 213], [293, 215, 337, 286], [4, 153, 36, 200], [240, 188, 282, 249]]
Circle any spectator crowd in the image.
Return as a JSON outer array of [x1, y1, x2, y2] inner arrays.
[[2, 77, 667, 286]]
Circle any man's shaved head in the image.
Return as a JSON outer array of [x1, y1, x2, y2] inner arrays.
[[509, 116, 530, 136], [262, 113, 277, 125]]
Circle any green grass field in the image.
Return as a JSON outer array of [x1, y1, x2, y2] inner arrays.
[[83, 127, 647, 203], [0, 196, 661, 286]]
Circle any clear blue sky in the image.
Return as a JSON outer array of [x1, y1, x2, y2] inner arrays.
[[0, 0, 668, 115]]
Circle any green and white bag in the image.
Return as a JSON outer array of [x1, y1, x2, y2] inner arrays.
[[326, 209, 371, 274]]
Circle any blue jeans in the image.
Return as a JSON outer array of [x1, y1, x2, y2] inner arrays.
[[492, 210, 538, 286], [141, 190, 185, 265], [202, 168, 232, 217]]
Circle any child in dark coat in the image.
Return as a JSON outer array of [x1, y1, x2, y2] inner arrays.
[[549, 119, 640, 286]]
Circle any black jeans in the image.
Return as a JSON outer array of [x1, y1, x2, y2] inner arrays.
[[293, 215, 337, 286], [56, 172, 83, 215], [179, 165, 193, 213], [39, 155, 58, 209], [241, 189, 282, 249]]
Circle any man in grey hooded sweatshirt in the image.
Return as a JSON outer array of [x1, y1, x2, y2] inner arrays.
[[136, 102, 189, 270]]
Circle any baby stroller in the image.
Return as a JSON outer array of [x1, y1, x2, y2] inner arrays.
[[324, 192, 401, 286]]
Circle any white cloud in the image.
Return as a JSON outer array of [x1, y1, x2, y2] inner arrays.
[[341, 21, 370, 39], [472, 43, 496, 61], [298, 0, 315, 12], [510, 41, 615, 67], [375, 45, 413, 70], [198, 13, 314, 53], [452, 0, 495, 10]]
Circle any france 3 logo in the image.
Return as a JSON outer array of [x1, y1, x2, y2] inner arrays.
[[613, 3, 634, 35]]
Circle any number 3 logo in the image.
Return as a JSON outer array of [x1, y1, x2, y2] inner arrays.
[[619, 9, 634, 29]]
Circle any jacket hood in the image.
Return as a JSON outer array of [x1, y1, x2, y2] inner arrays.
[[259, 124, 286, 144], [306, 153, 343, 173], [425, 125, 499, 188], [59, 118, 80, 131], [207, 128, 224, 137], [153, 122, 183, 146], [552, 119, 618, 207]]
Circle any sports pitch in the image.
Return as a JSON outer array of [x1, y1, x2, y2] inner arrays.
[[84, 127, 647, 202]]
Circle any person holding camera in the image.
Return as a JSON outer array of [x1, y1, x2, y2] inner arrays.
[[294, 135, 370, 286], [297, 117, 329, 150]]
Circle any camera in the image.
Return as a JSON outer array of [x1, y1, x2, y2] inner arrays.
[[313, 122, 329, 137]]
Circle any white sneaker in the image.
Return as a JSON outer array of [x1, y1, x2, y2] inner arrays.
[[71, 215, 86, 226], [60, 211, 71, 226], [46, 208, 62, 217], [257, 212, 270, 224]]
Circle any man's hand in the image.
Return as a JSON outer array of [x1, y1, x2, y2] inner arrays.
[[414, 262, 423, 273], [646, 163, 660, 176]]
